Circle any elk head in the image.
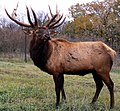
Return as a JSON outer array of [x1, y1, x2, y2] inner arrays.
[[5, 6, 66, 41]]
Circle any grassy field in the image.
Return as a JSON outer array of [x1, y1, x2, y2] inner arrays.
[[0, 58, 120, 111]]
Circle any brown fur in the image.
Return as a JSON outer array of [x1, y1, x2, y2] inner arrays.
[[30, 37, 116, 109]]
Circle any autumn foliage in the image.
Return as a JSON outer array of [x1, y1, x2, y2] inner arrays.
[[0, 0, 119, 59], [63, 0, 120, 54]]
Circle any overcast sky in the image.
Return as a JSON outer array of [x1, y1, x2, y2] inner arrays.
[[0, 0, 103, 20]]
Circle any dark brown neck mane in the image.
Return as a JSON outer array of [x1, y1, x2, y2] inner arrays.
[[30, 38, 52, 71]]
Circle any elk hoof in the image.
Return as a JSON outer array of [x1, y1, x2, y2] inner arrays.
[[56, 103, 59, 109]]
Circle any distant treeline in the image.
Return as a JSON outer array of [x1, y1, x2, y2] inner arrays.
[[0, 0, 119, 60]]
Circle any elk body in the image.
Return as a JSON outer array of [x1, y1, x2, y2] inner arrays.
[[5, 7, 116, 109]]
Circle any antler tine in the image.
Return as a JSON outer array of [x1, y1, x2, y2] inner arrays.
[[46, 5, 66, 29], [46, 14, 58, 27], [48, 5, 54, 17], [48, 14, 63, 28], [56, 4, 59, 14], [11, 2, 19, 19], [5, 8, 32, 27], [42, 13, 49, 25], [26, 6, 34, 27], [48, 5, 59, 18], [50, 16, 66, 29], [30, 7, 38, 26]]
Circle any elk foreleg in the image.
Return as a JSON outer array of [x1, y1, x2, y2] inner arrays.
[[53, 74, 66, 107], [60, 75, 66, 100]]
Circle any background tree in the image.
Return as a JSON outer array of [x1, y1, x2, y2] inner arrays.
[[63, 0, 120, 53]]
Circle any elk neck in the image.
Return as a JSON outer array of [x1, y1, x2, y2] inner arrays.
[[29, 35, 52, 70]]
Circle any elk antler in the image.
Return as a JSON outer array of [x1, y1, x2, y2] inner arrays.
[[11, 2, 19, 19], [5, 6, 38, 28], [30, 7, 38, 26], [46, 13, 65, 29], [49, 16, 66, 29], [5, 5, 65, 29], [48, 5, 59, 17], [26, 6, 38, 27], [46, 5, 66, 29], [46, 14, 58, 27]]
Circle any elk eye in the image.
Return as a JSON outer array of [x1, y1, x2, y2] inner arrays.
[[36, 31, 41, 36]]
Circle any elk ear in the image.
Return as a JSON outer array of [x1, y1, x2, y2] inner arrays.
[[22, 28, 33, 35]]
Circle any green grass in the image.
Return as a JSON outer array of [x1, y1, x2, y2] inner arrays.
[[112, 67, 120, 74], [0, 58, 120, 111]]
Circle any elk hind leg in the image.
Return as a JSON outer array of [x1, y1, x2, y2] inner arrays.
[[92, 72, 104, 103], [97, 71, 114, 109], [102, 76, 114, 109]]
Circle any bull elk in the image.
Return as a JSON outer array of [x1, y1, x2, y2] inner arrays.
[[5, 6, 116, 109]]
